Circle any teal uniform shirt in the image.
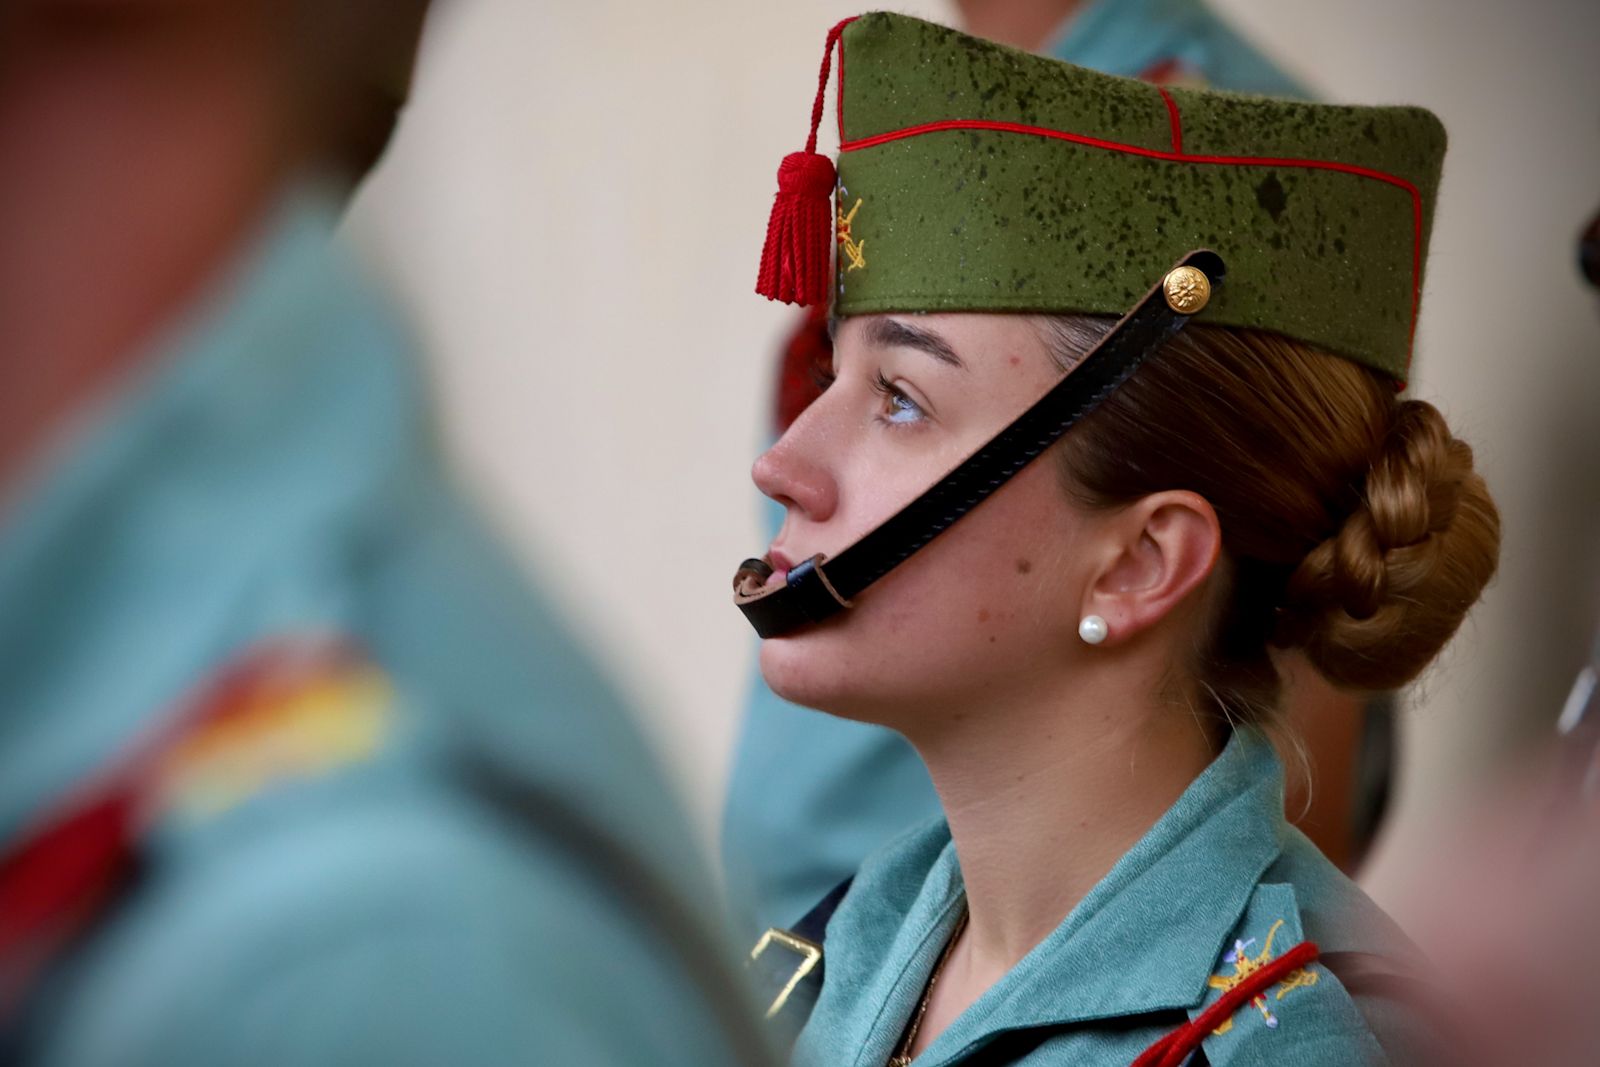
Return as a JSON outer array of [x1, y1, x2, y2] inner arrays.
[[791, 731, 1434, 1066], [1049, 0, 1307, 96], [723, 0, 1309, 939], [0, 185, 767, 1066]]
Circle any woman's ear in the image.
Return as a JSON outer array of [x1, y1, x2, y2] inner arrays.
[[1080, 491, 1221, 645]]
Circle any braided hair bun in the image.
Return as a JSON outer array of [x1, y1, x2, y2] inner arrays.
[[1276, 400, 1501, 691]]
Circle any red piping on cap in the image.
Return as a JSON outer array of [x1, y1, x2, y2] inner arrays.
[[838, 112, 1424, 375]]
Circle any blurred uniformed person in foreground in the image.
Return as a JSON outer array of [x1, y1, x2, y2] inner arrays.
[[0, 4, 766, 1064], [732, 12, 1498, 1064]]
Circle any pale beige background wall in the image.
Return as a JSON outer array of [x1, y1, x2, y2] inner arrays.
[[344, 0, 1600, 924]]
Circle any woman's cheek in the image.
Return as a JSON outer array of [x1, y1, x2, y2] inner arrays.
[[755, 554, 1047, 720], [757, 449, 1079, 714]]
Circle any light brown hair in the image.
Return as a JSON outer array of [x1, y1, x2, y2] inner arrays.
[[1042, 318, 1501, 725]]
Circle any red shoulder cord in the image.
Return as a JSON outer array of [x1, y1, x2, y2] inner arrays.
[[0, 787, 140, 1021], [754, 17, 856, 306], [1131, 940, 1321, 1067]]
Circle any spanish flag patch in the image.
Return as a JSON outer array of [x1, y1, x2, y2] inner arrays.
[[154, 638, 396, 821]]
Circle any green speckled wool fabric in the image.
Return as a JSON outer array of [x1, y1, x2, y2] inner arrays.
[[831, 12, 1445, 379]]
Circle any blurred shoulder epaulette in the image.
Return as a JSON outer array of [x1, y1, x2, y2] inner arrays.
[[153, 637, 395, 823], [0, 636, 394, 1026]]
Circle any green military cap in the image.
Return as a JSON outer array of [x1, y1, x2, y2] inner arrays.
[[756, 12, 1446, 381]]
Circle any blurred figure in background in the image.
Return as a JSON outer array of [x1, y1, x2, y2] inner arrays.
[[1397, 635, 1600, 1065], [0, 3, 765, 1065], [725, 0, 1399, 941], [1130, 195, 1596, 1067]]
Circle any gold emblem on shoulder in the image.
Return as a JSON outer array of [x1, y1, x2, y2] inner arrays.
[[837, 197, 867, 273], [1206, 919, 1319, 1034], [1163, 264, 1212, 314]]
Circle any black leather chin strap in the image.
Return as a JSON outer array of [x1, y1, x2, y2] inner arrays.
[[733, 249, 1227, 639]]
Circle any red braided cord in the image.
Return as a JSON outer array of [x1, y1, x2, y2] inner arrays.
[[805, 17, 857, 154], [1130, 940, 1321, 1067]]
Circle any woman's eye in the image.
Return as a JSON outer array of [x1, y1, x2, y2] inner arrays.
[[872, 372, 927, 426], [886, 391, 923, 423]]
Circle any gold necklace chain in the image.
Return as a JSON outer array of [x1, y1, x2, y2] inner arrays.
[[888, 908, 969, 1067]]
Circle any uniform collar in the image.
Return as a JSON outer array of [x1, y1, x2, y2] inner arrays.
[[801, 729, 1287, 1067]]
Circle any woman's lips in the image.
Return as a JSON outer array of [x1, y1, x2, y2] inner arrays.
[[766, 548, 797, 587]]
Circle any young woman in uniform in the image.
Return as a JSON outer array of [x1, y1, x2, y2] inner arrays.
[[734, 12, 1498, 1066]]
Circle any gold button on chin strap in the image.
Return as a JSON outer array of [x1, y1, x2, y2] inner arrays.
[[1163, 264, 1213, 314]]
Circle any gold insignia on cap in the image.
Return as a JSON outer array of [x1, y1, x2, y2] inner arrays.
[[837, 198, 867, 273], [1163, 265, 1211, 314]]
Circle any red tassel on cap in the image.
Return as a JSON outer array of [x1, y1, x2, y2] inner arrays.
[[757, 153, 836, 306], [756, 18, 855, 306]]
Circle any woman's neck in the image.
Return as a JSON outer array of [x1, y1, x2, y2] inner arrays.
[[908, 665, 1218, 983]]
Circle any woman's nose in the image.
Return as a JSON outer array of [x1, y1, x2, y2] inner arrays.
[[752, 431, 838, 522]]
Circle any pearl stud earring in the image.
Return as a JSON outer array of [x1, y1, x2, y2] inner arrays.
[[1078, 615, 1108, 645]]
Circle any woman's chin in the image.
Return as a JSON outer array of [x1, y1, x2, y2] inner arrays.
[[758, 632, 939, 728], [758, 636, 824, 707], [757, 636, 865, 719]]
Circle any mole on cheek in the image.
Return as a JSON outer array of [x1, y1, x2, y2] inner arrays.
[[977, 608, 992, 622], [1015, 558, 1032, 574]]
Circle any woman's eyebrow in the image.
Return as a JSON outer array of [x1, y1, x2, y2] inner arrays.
[[864, 318, 967, 370]]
